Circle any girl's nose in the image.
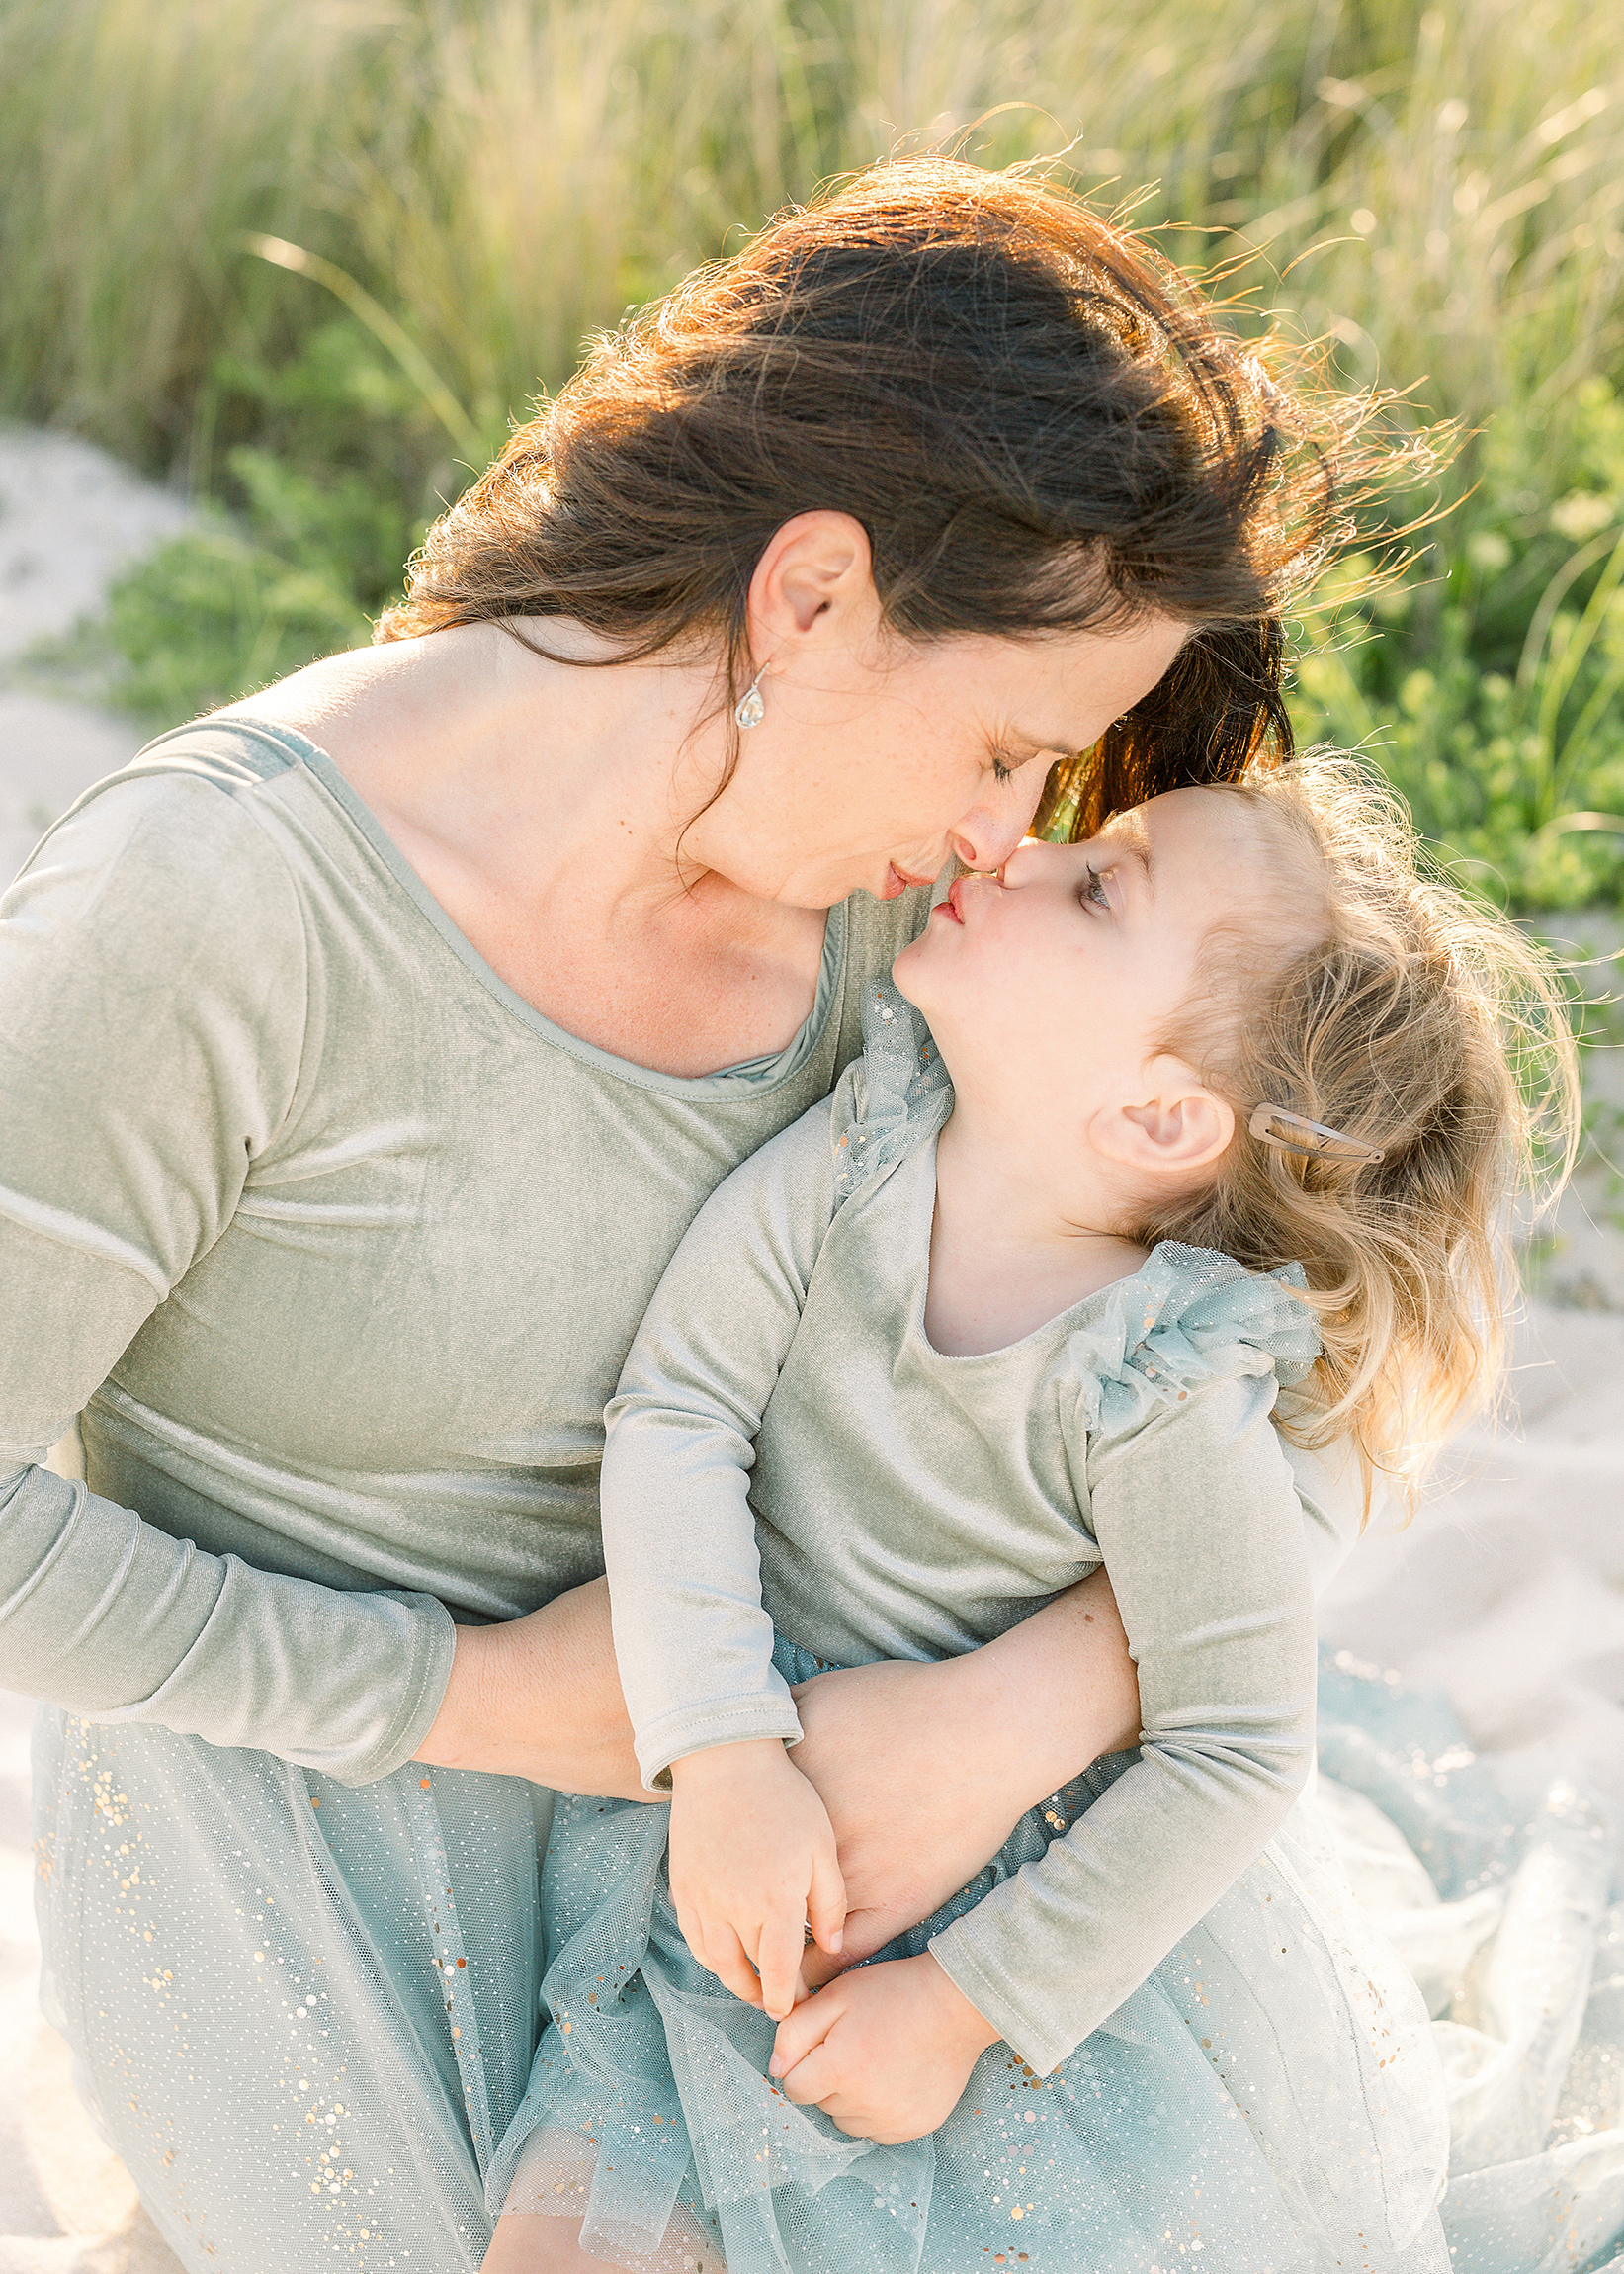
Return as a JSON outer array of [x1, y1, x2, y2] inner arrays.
[[992, 837, 1048, 887]]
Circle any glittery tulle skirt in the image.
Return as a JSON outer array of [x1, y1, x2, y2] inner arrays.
[[486, 1642, 1471, 2274], [32, 1705, 550, 2271], [30, 1652, 1624, 2273]]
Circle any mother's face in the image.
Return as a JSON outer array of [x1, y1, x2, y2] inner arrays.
[[687, 515, 1189, 909]]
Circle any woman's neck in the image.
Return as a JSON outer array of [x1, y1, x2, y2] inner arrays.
[[923, 1103, 1150, 1358], [222, 626, 830, 1076]]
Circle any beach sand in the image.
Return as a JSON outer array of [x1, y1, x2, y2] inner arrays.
[[2, 425, 1620, 2272]]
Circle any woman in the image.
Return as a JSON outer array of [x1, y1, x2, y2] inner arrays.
[[5, 161, 1357, 2270]]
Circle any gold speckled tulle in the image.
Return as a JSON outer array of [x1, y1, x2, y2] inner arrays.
[[31, 1655, 1624, 2271], [31, 1706, 550, 2270], [489, 1643, 1465, 2274]]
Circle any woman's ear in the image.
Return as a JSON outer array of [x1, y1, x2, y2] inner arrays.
[[746, 511, 878, 645], [1088, 1057, 1236, 1181]]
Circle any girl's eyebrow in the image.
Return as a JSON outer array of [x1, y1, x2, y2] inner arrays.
[[1101, 829, 1155, 896]]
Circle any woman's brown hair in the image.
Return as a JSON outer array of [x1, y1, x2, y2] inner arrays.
[[381, 158, 1376, 814], [1134, 755, 1581, 1508]]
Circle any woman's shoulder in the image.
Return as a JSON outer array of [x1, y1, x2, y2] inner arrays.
[[15, 713, 318, 895], [2, 717, 319, 1034], [1057, 1243, 1322, 1438]]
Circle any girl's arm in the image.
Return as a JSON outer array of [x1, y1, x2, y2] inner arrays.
[[787, 1424, 1353, 1974], [598, 1094, 844, 1785], [774, 1357, 1318, 2128], [925, 1364, 1317, 2073], [598, 1091, 857, 2009]]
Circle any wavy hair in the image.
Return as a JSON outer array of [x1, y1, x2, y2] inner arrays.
[[380, 158, 1392, 808], [1132, 756, 1581, 1507]]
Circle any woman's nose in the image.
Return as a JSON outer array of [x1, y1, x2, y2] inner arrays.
[[948, 772, 1049, 873]]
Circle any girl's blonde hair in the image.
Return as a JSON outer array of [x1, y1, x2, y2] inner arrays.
[[1133, 754, 1581, 1508]]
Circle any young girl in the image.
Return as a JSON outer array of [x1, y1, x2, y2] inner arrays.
[[487, 755, 1577, 2273]]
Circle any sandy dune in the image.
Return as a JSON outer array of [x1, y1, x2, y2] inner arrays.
[[1, 424, 1620, 2272]]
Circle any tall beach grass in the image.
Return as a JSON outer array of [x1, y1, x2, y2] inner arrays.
[[2, 0, 1621, 903]]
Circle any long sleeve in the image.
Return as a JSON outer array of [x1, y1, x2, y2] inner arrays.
[[600, 1088, 846, 1787], [0, 773, 455, 1782], [927, 1363, 1318, 2075]]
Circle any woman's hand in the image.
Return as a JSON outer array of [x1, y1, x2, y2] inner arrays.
[[768, 1954, 999, 2143], [413, 1578, 654, 1799], [668, 1740, 845, 2019], [789, 1567, 1139, 1980]]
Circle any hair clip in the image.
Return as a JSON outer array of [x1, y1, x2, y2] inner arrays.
[[1248, 1102, 1386, 1166]]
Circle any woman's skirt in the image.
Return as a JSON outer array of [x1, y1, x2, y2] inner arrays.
[[32, 1647, 1624, 2273], [31, 1704, 551, 2270]]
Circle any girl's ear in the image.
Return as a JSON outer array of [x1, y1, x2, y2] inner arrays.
[[1088, 1058, 1236, 1181]]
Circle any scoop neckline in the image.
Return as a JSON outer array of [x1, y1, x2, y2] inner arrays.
[[231, 714, 846, 1102], [899, 1134, 1221, 1367]]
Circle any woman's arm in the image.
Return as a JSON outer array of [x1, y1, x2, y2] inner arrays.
[[413, 1564, 1142, 1897], [413, 1579, 650, 1797], [789, 1564, 1139, 1974], [0, 774, 454, 1782]]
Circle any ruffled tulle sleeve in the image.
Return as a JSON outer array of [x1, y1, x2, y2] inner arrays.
[[830, 978, 953, 1204], [1057, 1241, 1322, 1442]]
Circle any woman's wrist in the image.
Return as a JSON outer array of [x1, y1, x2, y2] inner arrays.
[[411, 1580, 652, 1798], [412, 1621, 497, 1773]]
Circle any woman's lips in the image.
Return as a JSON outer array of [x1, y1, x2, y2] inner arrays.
[[940, 876, 966, 923]]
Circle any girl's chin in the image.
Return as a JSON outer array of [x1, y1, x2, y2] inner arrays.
[[888, 947, 934, 1018], [891, 935, 925, 985]]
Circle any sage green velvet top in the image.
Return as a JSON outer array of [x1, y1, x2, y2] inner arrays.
[[0, 717, 934, 1782], [601, 984, 1333, 2069]]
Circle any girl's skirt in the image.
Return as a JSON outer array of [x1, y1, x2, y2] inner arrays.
[[489, 1639, 1454, 2274]]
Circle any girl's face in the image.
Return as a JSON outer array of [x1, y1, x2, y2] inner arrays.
[[687, 609, 1190, 911], [894, 785, 1273, 1139]]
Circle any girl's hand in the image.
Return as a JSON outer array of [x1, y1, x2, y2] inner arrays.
[[767, 1953, 1000, 2143], [668, 1740, 846, 2020]]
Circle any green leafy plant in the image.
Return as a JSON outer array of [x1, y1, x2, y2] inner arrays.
[[1292, 376, 1624, 909], [4, 0, 1621, 904]]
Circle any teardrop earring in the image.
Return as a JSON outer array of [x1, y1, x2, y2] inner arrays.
[[734, 661, 769, 731]]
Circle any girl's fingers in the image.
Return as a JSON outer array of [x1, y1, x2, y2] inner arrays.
[[698, 1919, 764, 2008], [806, 1843, 846, 1956], [768, 1986, 839, 2076], [755, 1907, 807, 2024], [772, 2041, 841, 2109]]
